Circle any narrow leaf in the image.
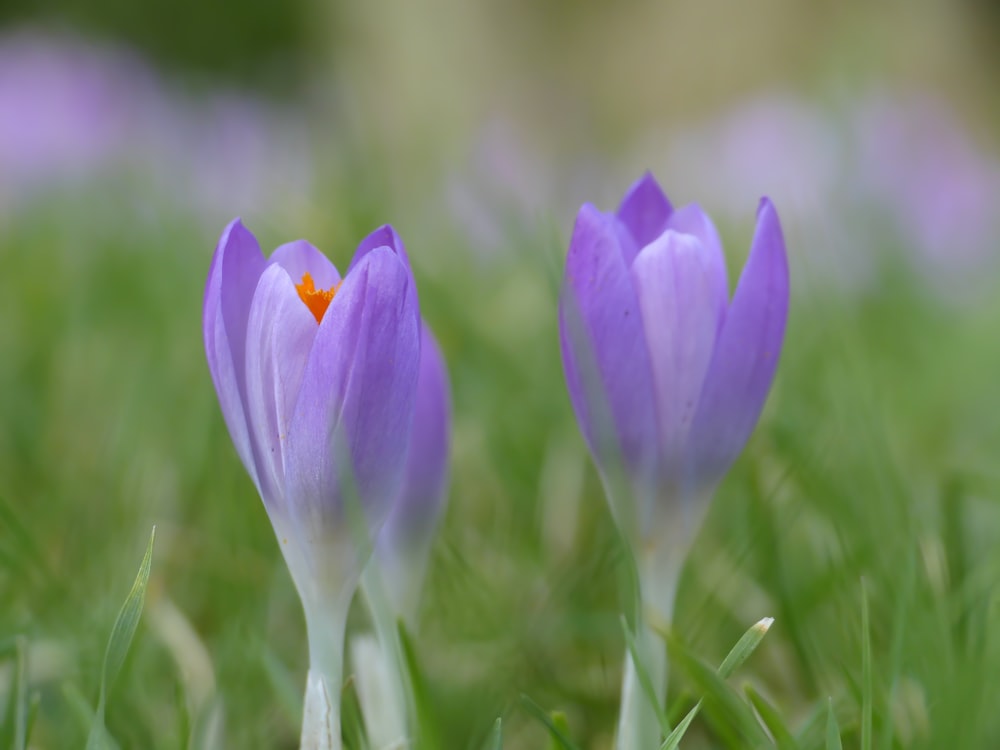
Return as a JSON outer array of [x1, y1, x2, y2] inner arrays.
[[744, 684, 796, 750], [86, 527, 156, 750], [486, 717, 502, 750], [861, 579, 872, 750], [666, 629, 770, 747], [658, 617, 774, 749], [519, 695, 580, 750], [0, 636, 28, 750], [825, 698, 843, 750], [719, 618, 774, 679], [660, 704, 701, 750]]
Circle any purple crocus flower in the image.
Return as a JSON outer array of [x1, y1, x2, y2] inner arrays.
[[559, 172, 788, 749], [375, 321, 451, 621], [560, 172, 788, 533], [203, 219, 421, 750]]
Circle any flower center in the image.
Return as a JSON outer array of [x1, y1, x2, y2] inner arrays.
[[295, 272, 342, 323]]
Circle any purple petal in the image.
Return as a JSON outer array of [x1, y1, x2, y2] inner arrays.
[[283, 246, 421, 542], [615, 172, 674, 260], [203, 218, 266, 489], [268, 239, 341, 290], [631, 230, 726, 479], [664, 204, 729, 322], [348, 224, 411, 276], [381, 321, 451, 548], [687, 198, 789, 485], [559, 204, 660, 491], [243, 264, 319, 510]]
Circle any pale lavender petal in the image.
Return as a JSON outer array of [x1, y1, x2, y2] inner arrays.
[[381, 321, 451, 548], [243, 264, 319, 510], [687, 198, 789, 484], [203, 218, 266, 489], [664, 204, 729, 322], [284, 246, 421, 540], [559, 204, 660, 490], [269, 239, 341, 290], [348, 224, 411, 276], [615, 172, 674, 262], [631, 230, 725, 480]]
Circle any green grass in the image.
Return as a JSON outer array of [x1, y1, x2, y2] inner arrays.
[[2, 180, 1000, 749]]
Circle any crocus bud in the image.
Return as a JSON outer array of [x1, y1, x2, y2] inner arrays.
[[559, 172, 788, 750], [375, 321, 451, 621], [203, 219, 421, 750], [559, 171, 789, 541]]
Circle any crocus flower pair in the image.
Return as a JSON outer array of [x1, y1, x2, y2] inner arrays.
[[203, 220, 449, 749], [203, 170, 787, 750], [559, 172, 788, 749]]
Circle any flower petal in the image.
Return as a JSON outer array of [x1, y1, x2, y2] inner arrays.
[[284, 246, 421, 544], [631, 230, 725, 480], [615, 172, 674, 261], [243, 263, 319, 510], [559, 204, 660, 493], [687, 198, 789, 485], [203, 218, 267, 488], [348, 224, 411, 276], [380, 321, 451, 549], [665, 203, 729, 322], [269, 239, 341, 290]]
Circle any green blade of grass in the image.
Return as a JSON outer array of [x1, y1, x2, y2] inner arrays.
[[826, 698, 843, 750], [861, 579, 872, 750], [718, 618, 775, 680], [86, 526, 156, 750], [665, 623, 773, 748], [486, 717, 502, 750], [519, 695, 581, 750], [657, 617, 774, 749], [744, 684, 796, 750], [0, 635, 28, 750], [660, 703, 701, 750]]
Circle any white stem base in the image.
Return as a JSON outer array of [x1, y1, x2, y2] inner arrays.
[[615, 622, 667, 750], [301, 668, 342, 750], [351, 633, 408, 750]]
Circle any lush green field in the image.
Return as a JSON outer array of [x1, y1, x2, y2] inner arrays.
[[2, 172, 1000, 750]]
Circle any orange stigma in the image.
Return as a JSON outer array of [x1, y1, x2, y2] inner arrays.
[[295, 272, 341, 323]]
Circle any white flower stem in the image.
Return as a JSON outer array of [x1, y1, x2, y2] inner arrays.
[[357, 562, 412, 749], [616, 531, 683, 750], [301, 604, 349, 750]]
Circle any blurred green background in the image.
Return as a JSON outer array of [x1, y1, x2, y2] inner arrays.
[[1, 1, 1000, 748]]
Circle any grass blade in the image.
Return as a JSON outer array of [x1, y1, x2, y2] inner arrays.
[[86, 526, 156, 750], [0, 636, 28, 750], [744, 684, 796, 750], [486, 717, 502, 750], [660, 704, 701, 750], [657, 617, 774, 749], [718, 618, 774, 679], [665, 619, 774, 748], [861, 579, 872, 750], [519, 695, 581, 750], [826, 698, 843, 750]]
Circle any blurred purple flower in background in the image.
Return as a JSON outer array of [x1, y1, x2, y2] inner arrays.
[[853, 92, 1000, 288], [0, 27, 313, 223], [0, 29, 152, 202], [203, 219, 421, 749], [659, 95, 841, 229]]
